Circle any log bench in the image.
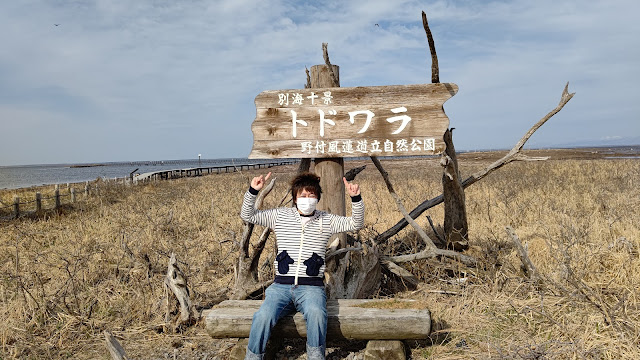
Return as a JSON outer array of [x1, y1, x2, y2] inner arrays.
[[203, 299, 431, 359]]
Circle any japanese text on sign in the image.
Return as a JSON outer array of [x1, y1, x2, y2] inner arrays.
[[300, 138, 435, 155], [278, 91, 333, 106], [249, 83, 458, 159], [279, 91, 412, 138]]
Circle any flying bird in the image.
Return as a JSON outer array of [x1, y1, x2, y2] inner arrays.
[[374, 23, 379, 27], [54, 24, 60, 26]]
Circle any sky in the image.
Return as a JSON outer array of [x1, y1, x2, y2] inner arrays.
[[0, 0, 638, 166]]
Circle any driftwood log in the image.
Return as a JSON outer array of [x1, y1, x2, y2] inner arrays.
[[164, 253, 197, 331], [204, 299, 431, 340]]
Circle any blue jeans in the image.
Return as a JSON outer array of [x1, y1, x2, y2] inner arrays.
[[245, 283, 327, 360]]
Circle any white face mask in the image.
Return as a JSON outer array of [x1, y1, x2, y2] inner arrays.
[[296, 197, 318, 215]]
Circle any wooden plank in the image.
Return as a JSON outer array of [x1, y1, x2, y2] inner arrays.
[[249, 83, 457, 159], [204, 299, 430, 340]]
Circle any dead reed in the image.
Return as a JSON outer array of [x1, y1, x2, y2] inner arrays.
[[0, 156, 638, 359]]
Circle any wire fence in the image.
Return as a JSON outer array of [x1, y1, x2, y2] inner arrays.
[[0, 182, 99, 220]]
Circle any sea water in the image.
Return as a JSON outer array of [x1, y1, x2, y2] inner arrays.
[[0, 158, 280, 190]]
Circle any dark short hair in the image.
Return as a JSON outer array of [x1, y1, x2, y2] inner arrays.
[[291, 172, 322, 203]]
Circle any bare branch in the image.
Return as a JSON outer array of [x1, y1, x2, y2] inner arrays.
[[104, 330, 129, 360], [505, 226, 540, 281], [376, 83, 575, 243], [326, 247, 362, 261], [422, 11, 439, 83], [380, 259, 419, 287], [322, 42, 340, 87], [371, 156, 437, 248], [427, 215, 445, 245], [513, 154, 549, 161], [513, 82, 575, 153], [344, 165, 366, 181], [463, 82, 574, 185], [249, 227, 272, 272], [384, 247, 477, 267]]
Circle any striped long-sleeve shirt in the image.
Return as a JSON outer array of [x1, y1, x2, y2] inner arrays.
[[240, 188, 365, 286]]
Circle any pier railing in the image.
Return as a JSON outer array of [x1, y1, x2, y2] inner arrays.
[[133, 161, 296, 182]]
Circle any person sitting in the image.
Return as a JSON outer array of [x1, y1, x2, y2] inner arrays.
[[240, 171, 364, 360]]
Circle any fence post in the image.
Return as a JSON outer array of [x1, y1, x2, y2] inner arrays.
[[54, 185, 61, 209], [36, 192, 42, 212], [85, 182, 90, 197], [13, 196, 20, 218], [71, 188, 76, 203]]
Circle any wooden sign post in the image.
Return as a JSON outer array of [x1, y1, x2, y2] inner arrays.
[[249, 75, 458, 247], [309, 64, 345, 221]]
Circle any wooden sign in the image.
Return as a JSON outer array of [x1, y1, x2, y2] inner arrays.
[[248, 83, 458, 159]]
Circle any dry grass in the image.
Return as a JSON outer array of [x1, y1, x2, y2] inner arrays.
[[0, 154, 639, 359]]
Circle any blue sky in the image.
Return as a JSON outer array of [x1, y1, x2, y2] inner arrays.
[[0, 0, 638, 166]]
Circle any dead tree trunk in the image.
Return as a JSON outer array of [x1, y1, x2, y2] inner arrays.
[[441, 129, 469, 251], [424, 9, 469, 252], [325, 241, 382, 299], [375, 83, 574, 249]]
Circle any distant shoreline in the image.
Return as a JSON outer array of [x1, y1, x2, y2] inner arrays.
[[69, 164, 106, 168], [1, 146, 638, 191], [1, 145, 639, 168]]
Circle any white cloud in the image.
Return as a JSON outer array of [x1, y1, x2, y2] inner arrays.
[[0, 0, 638, 165]]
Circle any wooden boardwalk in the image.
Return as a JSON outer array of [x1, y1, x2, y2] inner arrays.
[[132, 161, 296, 182]]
